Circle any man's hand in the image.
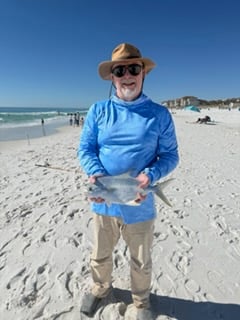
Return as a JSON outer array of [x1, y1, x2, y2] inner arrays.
[[88, 175, 105, 203], [136, 172, 150, 189], [134, 172, 150, 203]]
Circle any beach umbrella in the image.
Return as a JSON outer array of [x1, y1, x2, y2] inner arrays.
[[184, 105, 201, 112]]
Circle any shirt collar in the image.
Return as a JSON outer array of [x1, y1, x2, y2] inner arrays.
[[111, 92, 150, 106]]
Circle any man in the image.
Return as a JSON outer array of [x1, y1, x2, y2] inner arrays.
[[78, 43, 179, 319]]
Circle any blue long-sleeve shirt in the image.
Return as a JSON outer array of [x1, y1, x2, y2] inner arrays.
[[78, 93, 179, 224]]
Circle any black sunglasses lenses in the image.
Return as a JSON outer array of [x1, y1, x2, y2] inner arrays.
[[112, 64, 142, 77], [128, 64, 142, 76], [112, 66, 125, 77]]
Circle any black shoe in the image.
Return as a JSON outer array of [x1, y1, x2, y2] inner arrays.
[[80, 293, 102, 317]]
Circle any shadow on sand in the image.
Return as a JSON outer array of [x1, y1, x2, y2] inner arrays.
[[114, 288, 240, 320]]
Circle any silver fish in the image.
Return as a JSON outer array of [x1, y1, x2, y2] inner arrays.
[[87, 173, 174, 207]]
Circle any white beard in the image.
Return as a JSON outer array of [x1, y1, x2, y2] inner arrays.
[[120, 87, 138, 101]]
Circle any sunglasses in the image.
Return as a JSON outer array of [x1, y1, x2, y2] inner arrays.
[[111, 64, 143, 77]]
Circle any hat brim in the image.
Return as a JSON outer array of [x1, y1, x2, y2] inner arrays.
[[98, 58, 156, 80]]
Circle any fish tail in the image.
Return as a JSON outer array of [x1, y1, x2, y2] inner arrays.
[[154, 178, 174, 207]]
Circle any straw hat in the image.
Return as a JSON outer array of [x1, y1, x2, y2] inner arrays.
[[98, 43, 156, 80]]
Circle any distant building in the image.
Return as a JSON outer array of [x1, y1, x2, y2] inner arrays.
[[162, 96, 199, 108]]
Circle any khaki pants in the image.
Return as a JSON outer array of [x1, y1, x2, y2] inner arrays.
[[90, 214, 154, 308]]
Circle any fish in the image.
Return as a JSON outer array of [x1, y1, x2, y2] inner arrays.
[[87, 173, 174, 207]]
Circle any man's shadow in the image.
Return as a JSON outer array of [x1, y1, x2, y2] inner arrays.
[[113, 288, 240, 320]]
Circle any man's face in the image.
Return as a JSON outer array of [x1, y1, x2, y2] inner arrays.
[[111, 61, 145, 101]]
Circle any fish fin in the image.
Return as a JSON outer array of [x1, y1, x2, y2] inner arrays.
[[159, 178, 175, 190], [154, 178, 175, 207]]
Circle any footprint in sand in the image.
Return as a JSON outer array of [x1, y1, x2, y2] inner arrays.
[[207, 270, 234, 295], [168, 224, 196, 240], [226, 242, 240, 262], [40, 228, 55, 243], [177, 240, 192, 253], [169, 224, 183, 237], [154, 231, 168, 241], [6, 267, 27, 290], [54, 231, 84, 249], [154, 273, 175, 295], [183, 197, 192, 207], [174, 209, 189, 219], [168, 250, 191, 275], [212, 215, 229, 236], [57, 271, 74, 298], [56, 261, 84, 301], [181, 225, 197, 240], [0, 251, 7, 271], [35, 263, 51, 291], [20, 263, 52, 309], [49, 306, 74, 320], [184, 278, 201, 294]]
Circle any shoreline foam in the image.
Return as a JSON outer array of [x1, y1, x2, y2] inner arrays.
[[0, 118, 72, 142]]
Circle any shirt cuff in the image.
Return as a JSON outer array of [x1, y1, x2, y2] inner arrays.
[[142, 168, 154, 185]]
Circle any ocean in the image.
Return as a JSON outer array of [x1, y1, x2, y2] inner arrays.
[[0, 106, 88, 142]]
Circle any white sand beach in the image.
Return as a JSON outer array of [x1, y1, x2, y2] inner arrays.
[[0, 109, 240, 320]]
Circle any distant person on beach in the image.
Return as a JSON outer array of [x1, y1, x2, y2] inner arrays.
[[69, 114, 73, 126], [196, 115, 211, 124], [79, 116, 84, 127], [41, 118, 46, 136], [74, 112, 80, 126], [78, 43, 179, 319]]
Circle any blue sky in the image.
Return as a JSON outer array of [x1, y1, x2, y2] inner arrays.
[[0, 0, 239, 108]]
